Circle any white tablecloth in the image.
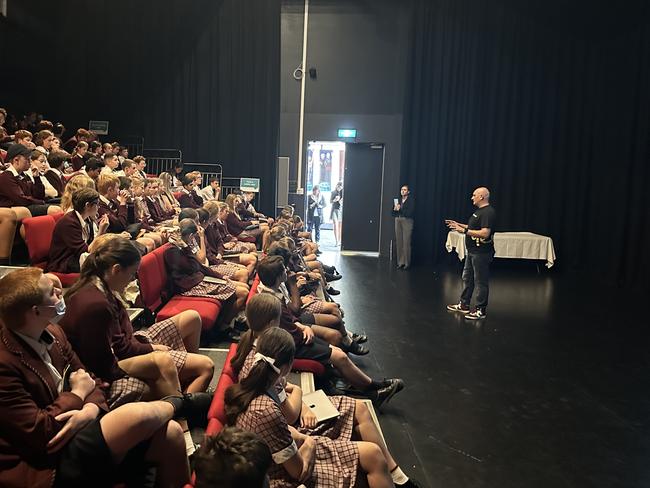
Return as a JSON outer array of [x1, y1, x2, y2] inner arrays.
[[445, 231, 556, 268]]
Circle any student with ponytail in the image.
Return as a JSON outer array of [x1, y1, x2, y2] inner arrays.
[[232, 295, 420, 487], [225, 328, 418, 487], [60, 237, 213, 454]]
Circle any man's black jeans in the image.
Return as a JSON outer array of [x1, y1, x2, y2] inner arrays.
[[460, 251, 494, 312]]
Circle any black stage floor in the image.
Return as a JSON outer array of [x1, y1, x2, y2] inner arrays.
[[321, 250, 648, 488]]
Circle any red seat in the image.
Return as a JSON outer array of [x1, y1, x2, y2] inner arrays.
[[246, 275, 260, 304], [22, 215, 79, 287], [51, 212, 65, 222], [207, 372, 235, 424], [205, 416, 224, 436], [220, 343, 238, 382], [138, 244, 221, 331], [173, 191, 182, 202]]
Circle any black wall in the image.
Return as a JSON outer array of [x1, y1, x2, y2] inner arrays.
[[280, 0, 409, 254], [401, 0, 650, 285], [1, 0, 281, 214]]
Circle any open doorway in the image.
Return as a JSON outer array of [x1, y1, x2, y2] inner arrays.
[[306, 141, 345, 248]]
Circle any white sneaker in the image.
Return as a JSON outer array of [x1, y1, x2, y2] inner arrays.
[[447, 303, 470, 314], [464, 310, 486, 320]]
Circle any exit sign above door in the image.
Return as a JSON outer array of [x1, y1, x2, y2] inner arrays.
[[337, 128, 357, 138]]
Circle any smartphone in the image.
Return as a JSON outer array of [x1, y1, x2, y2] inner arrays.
[[393, 198, 399, 206]]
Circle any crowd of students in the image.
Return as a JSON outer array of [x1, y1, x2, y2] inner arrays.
[[0, 109, 418, 487]]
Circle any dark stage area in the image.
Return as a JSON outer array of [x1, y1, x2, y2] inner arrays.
[[323, 251, 648, 488]]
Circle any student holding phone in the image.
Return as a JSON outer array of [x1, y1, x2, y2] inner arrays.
[[392, 185, 415, 269]]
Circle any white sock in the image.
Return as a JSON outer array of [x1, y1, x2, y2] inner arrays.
[[341, 334, 353, 346], [184, 430, 196, 456], [391, 466, 409, 485]]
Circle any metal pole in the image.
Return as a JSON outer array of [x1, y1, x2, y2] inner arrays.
[[296, 0, 309, 193]]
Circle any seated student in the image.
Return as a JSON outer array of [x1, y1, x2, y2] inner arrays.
[[0, 144, 62, 220], [200, 176, 221, 202], [114, 158, 136, 178], [47, 188, 109, 273], [96, 173, 155, 252], [61, 238, 213, 453], [14, 129, 33, 146], [70, 140, 88, 171], [178, 174, 201, 209], [88, 140, 102, 157], [33, 129, 54, 156], [194, 426, 272, 488], [225, 193, 265, 242], [28, 150, 59, 199], [100, 153, 119, 175], [132, 178, 171, 243], [204, 201, 258, 277], [171, 160, 185, 189], [196, 208, 250, 284], [44, 149, 69, 197], [120, 177, 164, 249], [267, 241, 348, 333], [214, 201, 257, 254], [132, 155, 148, 179], [256, 256, 402, 406], [81, 156, 104, 184], [145, 178, 175, 222], [158, 172, 181, 214], [225, 328, 419, 488], [187, 171, 206, 206], [235, 298, 417, 487], [164, 219, 248, 327], [60, 174, 95, 212], [63, 127, 90, 152], [0, 267, 194, 487]]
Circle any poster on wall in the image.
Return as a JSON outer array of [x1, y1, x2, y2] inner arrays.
[[306, 148, 314, 192], [319, 150, 332, 192]]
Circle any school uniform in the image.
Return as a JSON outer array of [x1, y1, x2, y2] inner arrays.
[[235, 394, 358, 488], [97, 195, 129, 233], [47, 211, 94, 273], [177, 189, 200, 209], [44, 167, 66, 197], [0, 324, 112, 487], [163, 243, 236, 301], [0, 165, 49, 215]]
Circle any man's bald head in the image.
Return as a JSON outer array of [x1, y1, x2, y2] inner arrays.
[[471, 187, 491, 207]]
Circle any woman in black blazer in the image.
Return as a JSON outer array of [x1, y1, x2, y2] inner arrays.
[[392, 184, 415, 269]]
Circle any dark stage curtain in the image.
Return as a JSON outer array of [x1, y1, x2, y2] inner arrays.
[[401, 0, 650, 285], [26, 0, 280, 213]]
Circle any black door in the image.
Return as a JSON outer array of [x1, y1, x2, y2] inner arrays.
[[341, 143, 384, 252]]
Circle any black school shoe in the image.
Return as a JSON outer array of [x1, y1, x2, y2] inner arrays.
[[341, 340, 370, 356], [325, 272, 342, 282], [372, 378, 404, 409], [351, 332, 367, 344], [162, 391, 213, 421], [326, 286, 341, 296]]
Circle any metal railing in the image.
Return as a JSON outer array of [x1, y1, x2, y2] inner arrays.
[[182, 162, 223, 186], [114, 135, 145, 157], [142, 148, 182, 176]]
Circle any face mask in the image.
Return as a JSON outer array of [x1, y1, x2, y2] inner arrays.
[[43, 297, 66, 325]]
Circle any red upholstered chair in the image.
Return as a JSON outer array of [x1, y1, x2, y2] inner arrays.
[[246, 275, 260, 304], [22, 215, 79, 287], [50, 212, 65, 222], [137, 245, 222, 331]]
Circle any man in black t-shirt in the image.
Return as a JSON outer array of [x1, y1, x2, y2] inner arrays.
[[445, 187, 496, 320]]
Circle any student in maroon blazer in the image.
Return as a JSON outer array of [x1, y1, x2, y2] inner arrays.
[[43, 149, 69, 198], [96, 173, 129, 233], [144, 178, 175, 222], [96, 174, 158, 252], [177, 175, 201, 209], [0, 144, 62, 218], [0, 268, 192, 488], [47, 188, 109, 273]]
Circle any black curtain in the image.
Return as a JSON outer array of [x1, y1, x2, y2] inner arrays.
[[401, 0, 650, 285], [3, 0, 280, 214]]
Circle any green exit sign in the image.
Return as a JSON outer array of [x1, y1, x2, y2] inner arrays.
[[337, 128, 357, 138]]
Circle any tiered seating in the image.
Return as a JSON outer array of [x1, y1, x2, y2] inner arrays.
[[22, 214, 79, 286], [138, 243, 222, 331]]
